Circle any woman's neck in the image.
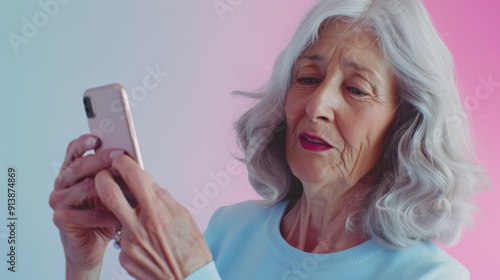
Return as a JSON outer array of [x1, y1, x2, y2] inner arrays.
[[280, 180, 373, 253]]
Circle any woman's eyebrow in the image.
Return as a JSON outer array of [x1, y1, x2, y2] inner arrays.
[[296, 54, 324, 63], [296, 54, 383, 83]]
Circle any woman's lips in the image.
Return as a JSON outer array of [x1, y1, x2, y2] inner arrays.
[[298, 132, 333, 152]]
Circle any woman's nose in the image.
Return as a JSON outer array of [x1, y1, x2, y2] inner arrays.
[[305, 77, 339, 123]]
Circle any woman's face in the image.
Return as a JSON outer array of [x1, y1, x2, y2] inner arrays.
[[285, 20, 398, 191]]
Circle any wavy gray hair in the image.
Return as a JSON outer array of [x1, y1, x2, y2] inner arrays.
[[232, 0, 488, 248]]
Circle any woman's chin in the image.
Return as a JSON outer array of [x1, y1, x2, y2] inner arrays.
[[290, 163, 343, 188]]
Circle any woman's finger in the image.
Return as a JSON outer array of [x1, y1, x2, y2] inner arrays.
[[55, 149, 125, 190], [94, 169, 135, 228], [61, 177, 99, 208], [110, 154, 158, 208], [53, 207, 120, 229], [50, 177, 97, 209], [62, 134, 100, 171]]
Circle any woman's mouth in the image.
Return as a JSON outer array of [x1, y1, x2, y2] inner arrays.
[[298, 132, 333, 152]]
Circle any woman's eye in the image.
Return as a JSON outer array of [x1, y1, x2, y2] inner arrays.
[[347, 86, 368, 96], [297, 77, 321, 84]]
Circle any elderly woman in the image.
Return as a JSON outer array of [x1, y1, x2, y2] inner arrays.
[[49, 0, 486, 279]]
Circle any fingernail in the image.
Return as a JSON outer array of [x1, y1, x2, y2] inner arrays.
[[85, 136, 98, 147], [109, 167, 120, 177], [110, 150, 125, 160]]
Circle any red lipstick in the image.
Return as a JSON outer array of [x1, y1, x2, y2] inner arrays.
[[298, 132, 333, 152]]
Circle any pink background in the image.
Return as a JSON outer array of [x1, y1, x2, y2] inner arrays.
[[192, 0, 500, 278], [2, 0, 496, 278], [423, 1, 500, 278]]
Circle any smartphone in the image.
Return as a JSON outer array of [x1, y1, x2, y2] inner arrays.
[[83, 83, 144, 169]]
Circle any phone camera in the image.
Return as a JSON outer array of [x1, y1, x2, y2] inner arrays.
[[83, 96, 95, 118]]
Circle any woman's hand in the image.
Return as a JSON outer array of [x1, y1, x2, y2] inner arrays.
[[49, 134, 123, 279], [95, 153, 213, 280]]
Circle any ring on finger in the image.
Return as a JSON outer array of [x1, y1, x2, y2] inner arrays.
[[114, 226, 122, 249]]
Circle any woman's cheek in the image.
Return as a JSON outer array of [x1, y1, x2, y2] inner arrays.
[[285, 109, 301, 133], [338, 117, 364, 149]]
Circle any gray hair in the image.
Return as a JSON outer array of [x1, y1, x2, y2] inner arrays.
[[231, 0, 488, 248]]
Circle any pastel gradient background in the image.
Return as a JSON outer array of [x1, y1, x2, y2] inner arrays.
[[0, 0, 498, 279]]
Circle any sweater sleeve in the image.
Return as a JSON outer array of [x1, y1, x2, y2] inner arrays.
[[417, 261, 470, 280], [183, 261, 221, 280]]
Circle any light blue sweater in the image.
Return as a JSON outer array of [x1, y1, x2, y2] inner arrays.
[[186, 200, 468, 280]]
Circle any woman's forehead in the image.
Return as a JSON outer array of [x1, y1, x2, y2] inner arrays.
[[297, 20, 392, 80]]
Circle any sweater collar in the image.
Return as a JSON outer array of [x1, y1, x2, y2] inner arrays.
[[266, 200, 384, 270]]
